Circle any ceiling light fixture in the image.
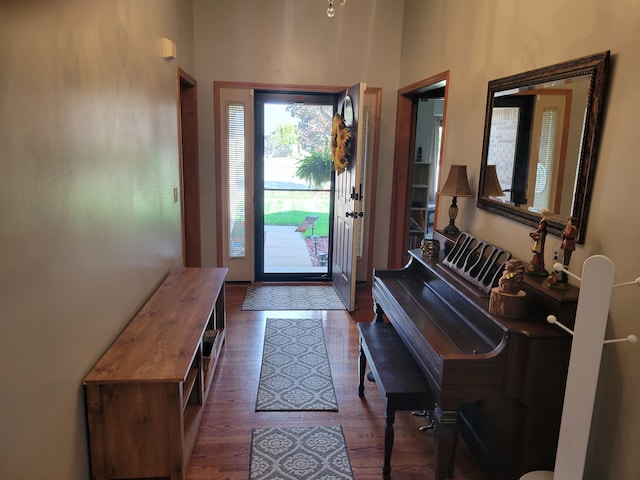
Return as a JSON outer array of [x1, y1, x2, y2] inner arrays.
[[327, 0, 347, 18]]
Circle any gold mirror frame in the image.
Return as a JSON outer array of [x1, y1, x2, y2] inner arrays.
[[477, 51, 610, 244]]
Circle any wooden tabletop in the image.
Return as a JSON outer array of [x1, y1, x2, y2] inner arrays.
[[83, 267, 227, 384]]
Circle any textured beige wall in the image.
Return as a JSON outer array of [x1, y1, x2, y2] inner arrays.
[[0, 1, 194, 478], [4, 0, 638, 478], [400, 0, 640, 478], [192, 0, 405, 271]]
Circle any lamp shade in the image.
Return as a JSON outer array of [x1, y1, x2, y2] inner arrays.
[[438, 164, 473, 197], [483, 164, 505, 197]]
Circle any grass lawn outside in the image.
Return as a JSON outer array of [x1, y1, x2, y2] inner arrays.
[[263, 190, 330, 237]]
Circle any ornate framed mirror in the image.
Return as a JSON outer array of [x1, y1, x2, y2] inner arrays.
[[477, 51, 610, 244]]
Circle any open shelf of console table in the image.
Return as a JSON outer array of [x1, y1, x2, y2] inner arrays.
[[83, 267, 228, 480]]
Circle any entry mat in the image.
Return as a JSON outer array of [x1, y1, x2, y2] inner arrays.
[[242, 285, 345, 310], [249, 425, 354, 480], [255, 318, 338, 412]]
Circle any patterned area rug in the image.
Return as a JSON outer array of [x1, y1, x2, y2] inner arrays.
[[242, 285, 345, 310], [256, 318, 338, 411], [249, 425, 354, 480]]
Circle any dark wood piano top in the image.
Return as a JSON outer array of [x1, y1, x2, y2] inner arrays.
[[376, 267, 506, 357], [372, 248, 574, 409], [384, 249, 575, 336]]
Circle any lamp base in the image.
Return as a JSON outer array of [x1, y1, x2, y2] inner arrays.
[[443, 196, 460, 236], [443, 222, 460, 236]]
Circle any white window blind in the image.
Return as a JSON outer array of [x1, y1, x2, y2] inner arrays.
[[533, 108, 557, 211], [228, 103, 246, 258], [356, 107, 369, 259]]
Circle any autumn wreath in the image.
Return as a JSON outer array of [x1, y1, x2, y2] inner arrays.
[[331, 113, 351, 174]]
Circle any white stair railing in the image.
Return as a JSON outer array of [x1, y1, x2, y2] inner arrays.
[[521, 255, 637, 480]]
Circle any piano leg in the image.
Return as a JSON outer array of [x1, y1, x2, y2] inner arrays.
[[383, 408, 396, 477], [434, 405, 458, 479], [358, 343, 367, 396]]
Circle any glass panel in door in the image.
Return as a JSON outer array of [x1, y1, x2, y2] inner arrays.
[[255, 93, 335, 281]]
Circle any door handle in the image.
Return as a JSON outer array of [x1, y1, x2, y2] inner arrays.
[[350, 184, 364, 201], [346, 211, 364, 218]]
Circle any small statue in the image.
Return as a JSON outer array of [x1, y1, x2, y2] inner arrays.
[[498, 259, 525, 294], [561, 216, 577, 268], [549, 216, 578, 289], [489, 258, 527, 318], [526, 208, 550, 276], [420, 238, 440, 258]]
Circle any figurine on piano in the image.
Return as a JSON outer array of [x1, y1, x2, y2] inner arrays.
[[526, 208, 550, 276], [490, 258, 526, 318], [561, 216, 577, 267], [549, 216, 577, 289], [498, 259, 525, 294]]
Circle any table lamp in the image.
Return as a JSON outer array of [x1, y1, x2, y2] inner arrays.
[[438, 164, 473, 235]]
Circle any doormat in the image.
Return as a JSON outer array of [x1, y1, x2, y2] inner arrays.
[[256, 318, 338, 411], [249, 425, 354, 480], [242, 285, 345, 310]]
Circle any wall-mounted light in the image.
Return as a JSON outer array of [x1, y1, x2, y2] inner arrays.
[[162, 37, 176, 61]]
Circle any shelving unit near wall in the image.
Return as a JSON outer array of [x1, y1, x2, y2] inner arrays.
[[83, 267, 228, 480], [409, 158, 432, 249]]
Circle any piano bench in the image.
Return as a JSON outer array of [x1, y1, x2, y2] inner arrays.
[[357, 322, 434, 477]]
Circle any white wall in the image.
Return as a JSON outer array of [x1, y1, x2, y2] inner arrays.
[[400, 0, 640, 478], [0, 1, 194, 478], [192, 0, 405, 271]]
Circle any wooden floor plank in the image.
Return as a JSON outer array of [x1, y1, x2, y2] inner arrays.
[[185, 283, 487, 480]]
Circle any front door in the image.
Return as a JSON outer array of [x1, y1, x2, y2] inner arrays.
[[254, 91, 337, 281], [331, 83, 365, 311]]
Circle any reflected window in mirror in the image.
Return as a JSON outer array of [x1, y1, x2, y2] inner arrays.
[[478, 51, 610, 244]]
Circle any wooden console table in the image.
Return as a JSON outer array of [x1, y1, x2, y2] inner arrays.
[[83, 267, 227, 480]]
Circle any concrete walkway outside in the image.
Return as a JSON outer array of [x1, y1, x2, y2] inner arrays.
[[263, 225, 327, 274]]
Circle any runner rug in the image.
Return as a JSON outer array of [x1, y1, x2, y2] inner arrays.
[[249, 425, 354, 480], [242, 285, 345, 310], [256, 318, 338, 411]]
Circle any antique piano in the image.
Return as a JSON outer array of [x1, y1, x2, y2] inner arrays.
[[371, 232, 578, 480]]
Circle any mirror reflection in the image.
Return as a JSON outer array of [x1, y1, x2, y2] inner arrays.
[[477, 51, 610, 243], [488, 74, 590, 216]]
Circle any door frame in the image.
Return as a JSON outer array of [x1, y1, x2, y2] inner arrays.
[[388, 71, 450, 269], [253, 90, 339, 282], [214, 81, 380, 284], [177, 68, 201, 267]]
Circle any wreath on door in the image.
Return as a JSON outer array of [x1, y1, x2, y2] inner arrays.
[[331, 113, 351, 174]]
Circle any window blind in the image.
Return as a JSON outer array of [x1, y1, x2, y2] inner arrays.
[[227, 103, 246, 258]]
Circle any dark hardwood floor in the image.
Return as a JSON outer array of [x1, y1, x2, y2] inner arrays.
[[185, 283, 487, 480]]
